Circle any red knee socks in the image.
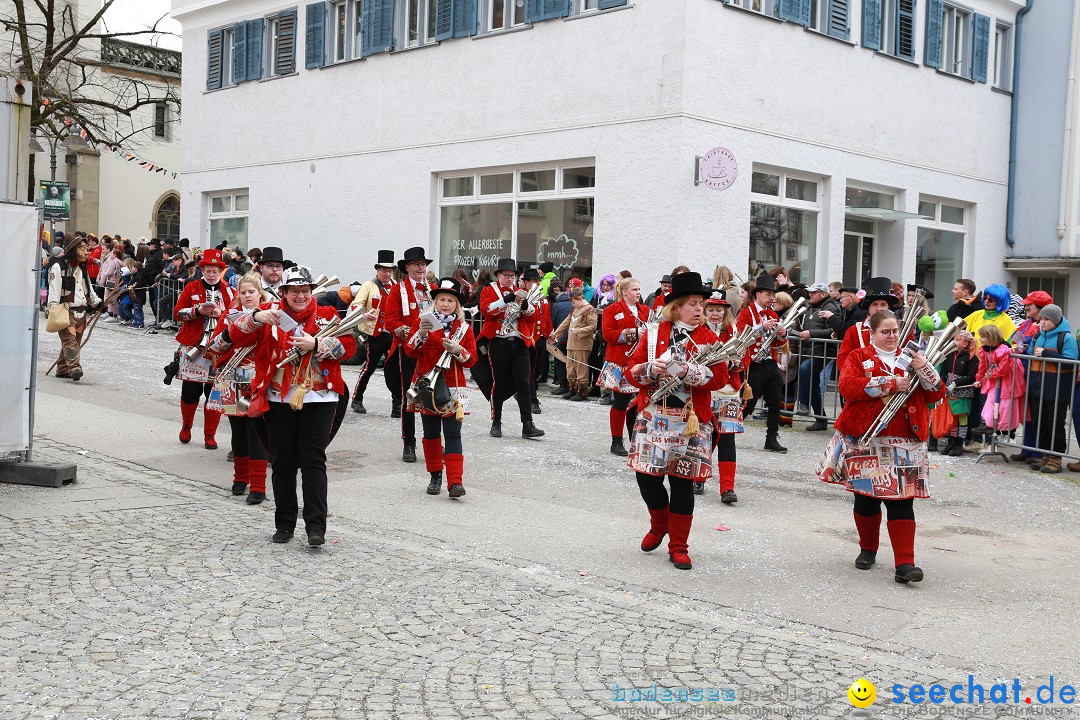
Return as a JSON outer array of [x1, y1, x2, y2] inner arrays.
[[887, 519, 917, 567], [853, 511, 881, 552], [610, 407, 627, 438], [233, 455, 249, 487], [718, 461, 736, 494], [421, 438, 443, 473], [641, 506, 669, 552], [179, 401, 198, 443], [444, 454, 464, 489], [203, 408, 222, 448], [248, 459, 267, 494]]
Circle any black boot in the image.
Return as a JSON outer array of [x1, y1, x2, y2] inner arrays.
[[490, 421, 502, 438], [402, 443, 416, 463], [427, 472, 442, 495], [522, 421, 545, 439], [692, 481, 705, 495], [855, 550, 876, 570], [610, 437, 628, 457], [894, 564, 924, 583], [764, 436, 787, 453], [391, 404, 402, 419], [531, 401, 542, 415], [927, 436, 938, 452], [351, 399, 366, 414]]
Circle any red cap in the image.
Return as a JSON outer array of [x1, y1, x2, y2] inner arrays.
[[198, 248, 228, 269], [567, 277, 583, 288], [1022, 290, 1053, 307]]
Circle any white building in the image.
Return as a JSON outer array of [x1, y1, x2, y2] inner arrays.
[[174, 0, 1025, 299]]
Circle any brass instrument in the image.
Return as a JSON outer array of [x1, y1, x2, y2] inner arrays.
[[751, 296, 807, 363], [898, 288, 927, 342], [859, 316, 965, 446], [185, 287, 221, 361], [274, 304, 368, 369], [626, 307, 662, 358], [501, 284, 544, 334], [406, 323, 469, 412], [649, 325, 757, 404]]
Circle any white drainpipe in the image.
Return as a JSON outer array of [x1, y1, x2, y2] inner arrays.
[[1058, 0, 1080, 253]]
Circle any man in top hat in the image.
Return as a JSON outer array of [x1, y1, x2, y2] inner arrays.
[[836, 277, 903, 371], [258, 247, 289, 299], [736, 273, 789, 452], [792, 281, 844, 431], [521, 268, 552, 414], [47, 234, 103, 381], [383, 246, 439, 462], [348, 250, 401, 415], [479, 258, 545, 439]]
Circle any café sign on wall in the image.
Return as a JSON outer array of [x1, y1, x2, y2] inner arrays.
[[696, 147, 738, 191]]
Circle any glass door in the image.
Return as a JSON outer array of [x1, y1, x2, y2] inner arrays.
[[843, 218, 875, 288]]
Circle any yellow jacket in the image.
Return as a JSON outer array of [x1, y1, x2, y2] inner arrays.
[[965, 310, 1017, 344]]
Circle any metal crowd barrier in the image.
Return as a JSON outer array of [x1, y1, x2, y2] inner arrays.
[[154, 276, 187, 329], [781, 336, 844, 424], [980, 351, 1080, 465]]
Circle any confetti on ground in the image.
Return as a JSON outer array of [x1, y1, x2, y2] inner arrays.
[[715, 524, 730, 532]]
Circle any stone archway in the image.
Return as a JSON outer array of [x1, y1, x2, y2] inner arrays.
[[154, 193, 180, 242]]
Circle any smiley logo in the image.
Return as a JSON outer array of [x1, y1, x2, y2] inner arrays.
[[848, 678, 876, 708]]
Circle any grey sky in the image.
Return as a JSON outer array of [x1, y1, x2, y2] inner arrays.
[[100, 0, 182, 50]]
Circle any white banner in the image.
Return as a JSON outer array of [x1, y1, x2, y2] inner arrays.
[[0, 202, 37, 455]]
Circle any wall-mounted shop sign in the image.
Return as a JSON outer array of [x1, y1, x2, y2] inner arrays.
[[696, 147, 738, 191]]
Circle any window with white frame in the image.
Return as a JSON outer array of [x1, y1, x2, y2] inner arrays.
[[208, 191, 250, 252], [993, 22, 1013, 90], [327, 0, 363, 63], [941, 3, 972, 76], [575, 0, 600, 12], [727, 0, 778, 17], [916, 196, 969, 302], [484, 0, 526, 32], [438, 163, 595, 282], [400, 0, 439, 48], [219, 26, 235, 85], [880, 0, 916, 60], [748, 168, 822, 284], [264, 9, 297, 76]]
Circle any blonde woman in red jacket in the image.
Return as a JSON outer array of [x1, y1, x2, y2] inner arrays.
[[817, 310, 946, 584], [228, 266, 356, 547], [600, 276, 650, 457], [626, 272, 727, 570], [402, 278, 478, 498]]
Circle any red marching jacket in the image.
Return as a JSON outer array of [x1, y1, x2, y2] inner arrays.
[[602, 299, 649, 366], [402, 317, 479, 388], [735, 302, 783, 368], [174, 279, 234, 347], [478, 283, 536, 346], [837, 318, 916, 372], [526, 297, 553, 342], [833, 345, 946, 443], [383, 278, 436, 354], [228, 303, 357, 401], [625, 322, 728, 422]]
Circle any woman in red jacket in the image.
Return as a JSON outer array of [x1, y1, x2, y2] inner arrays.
[[403, 278, 478, 498], [173, 249, 234, 449], [817, 310, 946, 584], [228, 265, 356, 546], [207, 272, 269, 505], [703, 289, 743, 502], [626, 272, 727, 570], [600, 276, 651, 457]]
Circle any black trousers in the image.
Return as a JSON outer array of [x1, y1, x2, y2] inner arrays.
[[421, 413, 463, 455], [744, 360, 782, 440], [489, 336, 533, 424], [534, 338, 550, 384], [265, 401, 335, 535], [853, 494, 915, 520], [352, 332, 400, 407], [228, 415, 267, 460], [1036, 392, 1070, 454], [396, 347, 418, 444], [180, 380, 212, 404], [635, 471, 694, 515]]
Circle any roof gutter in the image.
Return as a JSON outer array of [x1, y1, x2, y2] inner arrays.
[[1006, 0, 1037, 248]]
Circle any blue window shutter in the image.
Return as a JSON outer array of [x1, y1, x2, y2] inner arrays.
[[861, 0, 881, 50], [207, 29, 223, 90], [597, 0, 627, 9], [305, 2, 326, 68], [525, 0, 543, 22], [972, 13, 990, 82], [453, 0, 478, 37], [924, 0, 943, 68], [246, 18, 264, 80], [895, 0, 915, 60], [779, 0, 809, 26], [435, 0, 454, 40], [362, 0, 395, 56], [277, 10, 298, 74], [826, 0, 849, 39], [527, 0, 567, 22], [232, 21, 247, 84]]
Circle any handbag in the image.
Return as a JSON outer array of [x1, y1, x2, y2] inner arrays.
[[45, 303, 70, 333], [245, 388, 270, 418], [931, 400, 955, 439]]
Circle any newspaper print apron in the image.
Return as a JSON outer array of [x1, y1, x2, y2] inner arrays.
[[711, 387, 744, 435], [816, 431, 931, 500], [598, 361, 637, 394]]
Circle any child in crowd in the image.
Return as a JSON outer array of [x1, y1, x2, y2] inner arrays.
[[973, 325, 1027, 436], [938, 330, 978, 456]]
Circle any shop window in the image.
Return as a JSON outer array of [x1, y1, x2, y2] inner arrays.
[[208, 190, 250, 252], [748, 167, 821, 284], [916, 195, 969, 301]]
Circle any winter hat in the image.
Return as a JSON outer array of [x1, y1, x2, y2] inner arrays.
[[1039, 304, 1063, 327], [1023, 290, 1053, 307]]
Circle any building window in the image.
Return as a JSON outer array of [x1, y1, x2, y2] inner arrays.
[[155, 194, 181, 243], [728, 0, 778, 17], [1014, 276, 1067, 315], [208, 191, 250, 252], [916, 196, 968, 302], [154, 102, 169, 139], [438, 162, 595, 283], [328, 0, 363, 62], [401, 0, 438, 48], [748, 168, 821, 284], [487, 0, 526, 31], [880, 0, 916, 61], [265, 9, 298, 76], [993, 22, 1013, 90], [940, 2, 972, 76], [207, 26, 235, 90]]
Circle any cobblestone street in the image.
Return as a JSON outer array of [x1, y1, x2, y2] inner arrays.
[[2, 325, 1079, 719]]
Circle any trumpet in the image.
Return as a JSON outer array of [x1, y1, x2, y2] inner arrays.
[[184, 287, 221, 361], [859, 316, 965, 445], [501, 284, 545, 334], [752, 296, 807, 363], [649, 325, 757, 404], [406, 323, 469, 407], [274, 303, 368, 369], [626, 307, 662, 358], [898, 288, 927, 343]]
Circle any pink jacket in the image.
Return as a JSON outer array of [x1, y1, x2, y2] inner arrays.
[[976, 344, 1025, 400]]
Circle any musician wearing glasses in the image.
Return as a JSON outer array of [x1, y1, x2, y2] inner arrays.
[[173, 249, 234, 450], [256, 246, 289, 299], [479, 258, 545, 440], [600, 276, 651, 457], [626, 272, 729, 571], [735, 273, 789, 453], [402, 278, 477, 498], [818, 310, 945, 584]]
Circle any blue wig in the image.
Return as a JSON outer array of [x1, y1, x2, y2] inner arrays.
[[982, 283, 1011, 311]]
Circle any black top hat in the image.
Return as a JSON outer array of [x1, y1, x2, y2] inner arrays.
[[495, 258, 517, 274], [752, 274, 776, 295], [861, 277, 901, 310], [261, 247, 287, 265], [666, 272, 709, 303], [907, 283, 935, 300], [522, 268, 541, 282], [398, 246, 433, 272], [374, 249, 395, 269], [431, 277, 465, 304]]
